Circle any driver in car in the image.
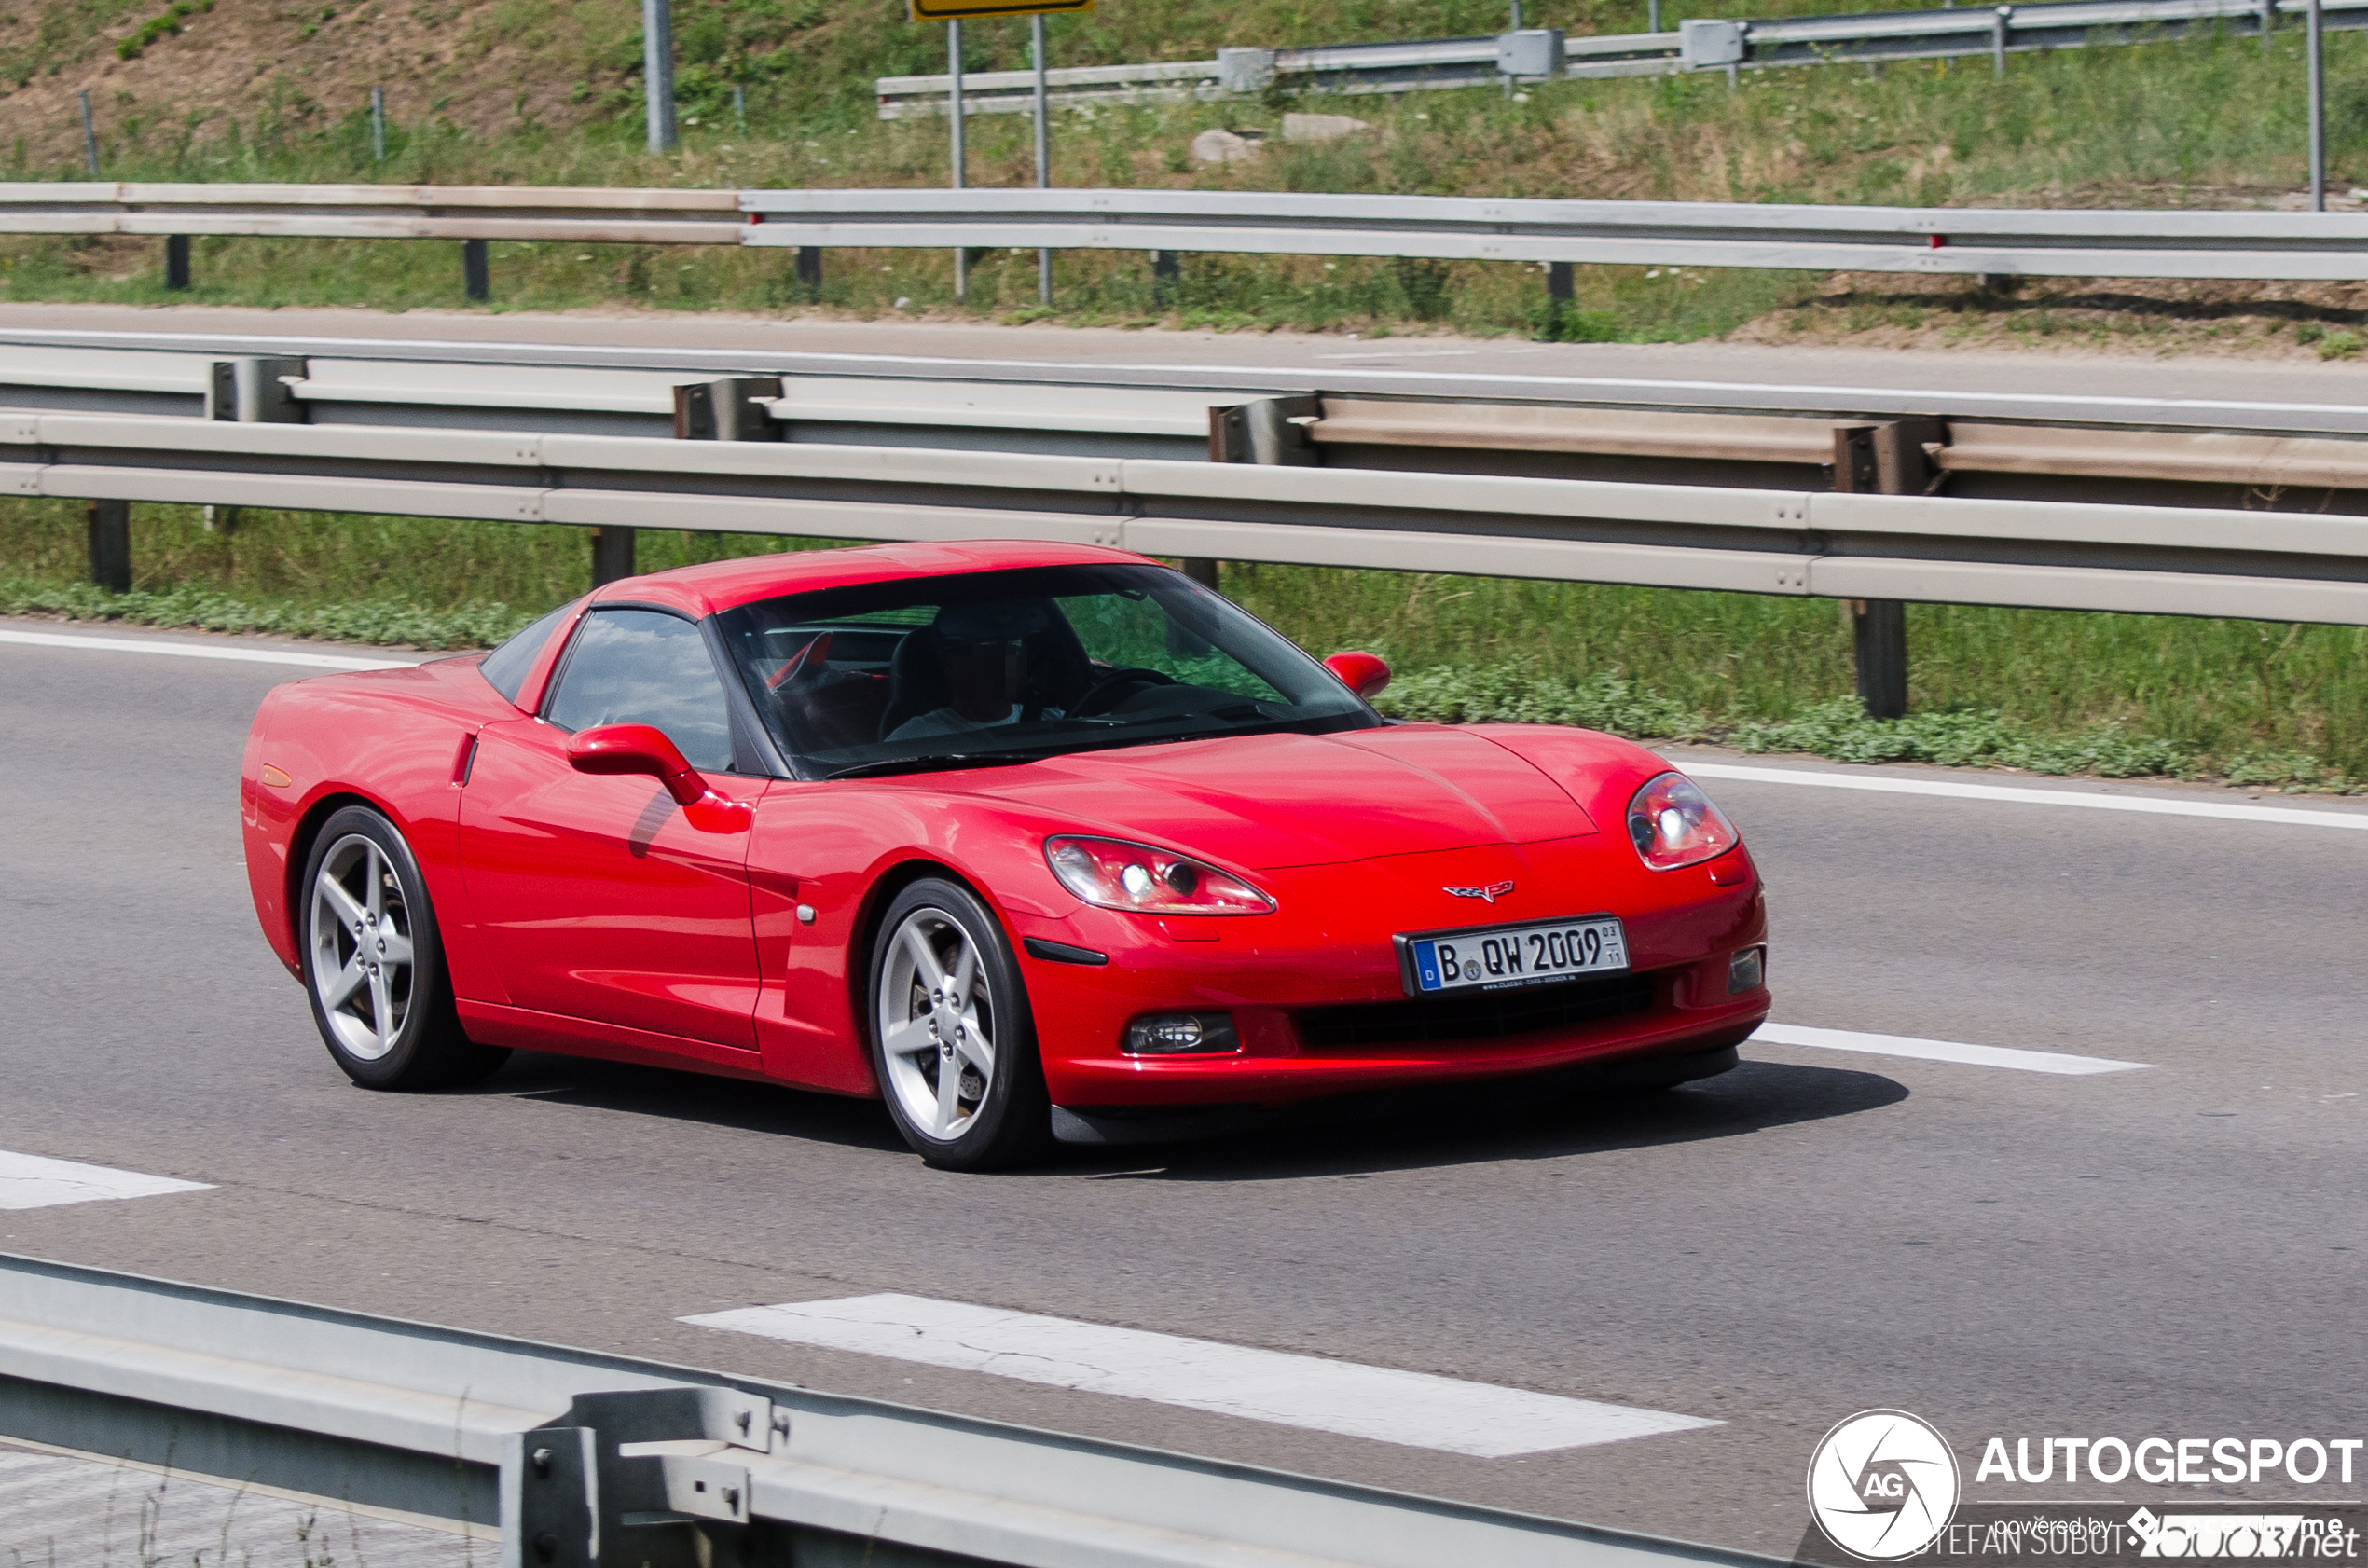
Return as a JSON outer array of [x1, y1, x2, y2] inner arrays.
[[887, 600, 1067, 742]]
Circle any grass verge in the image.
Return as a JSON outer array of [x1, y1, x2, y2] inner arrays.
[[3, 498, 2358, 792]]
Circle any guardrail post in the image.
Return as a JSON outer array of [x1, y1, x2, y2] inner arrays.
[[1152, 250, 1181, 308], [510, 1427, 599, 1568], [1216, 47, 1275, 95], [591, 527, 638, 587], [1202, 396, 1321, 586], [87, 500, 131, 594], [1850, 598, 1908, 720], [206, 358, 308, 423], [1832, 420, 1941, 720], [1210, 396, 1321, 466], [794, 246, 822, 301], [165, 236, 192, 292], [674, 378, 783, 442], [463, 239, 490, 301], [1992, 6, 2011, 76], [1547, 260, 1575, 323]]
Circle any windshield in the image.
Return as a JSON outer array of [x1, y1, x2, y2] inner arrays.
[[714, 564, 1379, 778]]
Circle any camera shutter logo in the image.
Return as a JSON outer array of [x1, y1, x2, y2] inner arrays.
[[1807, 1409, 1961, 1561]]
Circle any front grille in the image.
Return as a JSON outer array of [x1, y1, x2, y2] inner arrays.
[[1293, 970, 1657, 1050]]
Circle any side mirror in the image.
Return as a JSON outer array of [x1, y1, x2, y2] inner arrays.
[[1323, 650, 1392, 701], [566, 723, 750, 832]]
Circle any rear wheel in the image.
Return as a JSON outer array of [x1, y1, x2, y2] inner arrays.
[[299, 805, 507, 1091], [867, 878, 1050, 1172]]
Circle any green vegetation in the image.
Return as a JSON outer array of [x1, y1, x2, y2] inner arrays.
[[3, 499, 2357, 791], [116, 0, 213, 62], [0, 13, 2360, 340]]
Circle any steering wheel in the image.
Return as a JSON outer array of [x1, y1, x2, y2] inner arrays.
[[1069, 666, 1177, 718]]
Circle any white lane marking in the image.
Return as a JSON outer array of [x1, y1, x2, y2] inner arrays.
[[684, 1293, 1716, 1457], [1683, 761, 2368, 832], [0, 628, 419, 671], [0, 1150, 213, 1210], [1754, 1023, 2149, 1076], [1314, 347, 1519, 361]]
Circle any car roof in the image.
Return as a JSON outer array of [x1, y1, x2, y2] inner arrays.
[[587, 539, 1162, 618]]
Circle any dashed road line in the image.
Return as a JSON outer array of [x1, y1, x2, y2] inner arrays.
[[683, 1293, 1717, 1457], [1685, 761, 2367, 832], [0, 1149, 213, 1211], [1754, 1023, 2150, 1076], [0, 627, 419, 671]]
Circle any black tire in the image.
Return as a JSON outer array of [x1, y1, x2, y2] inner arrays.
[[297, 805, 508, 1091], [865, 877, 1052, 1172]]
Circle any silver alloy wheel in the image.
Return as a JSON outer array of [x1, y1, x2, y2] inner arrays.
[[308, 832, 415, 1062], [875, 908, 996, 1142]]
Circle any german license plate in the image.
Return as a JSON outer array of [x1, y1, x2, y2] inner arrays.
[[1400, 915, 1629, 996]]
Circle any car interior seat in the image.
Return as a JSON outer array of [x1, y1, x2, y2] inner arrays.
[[876, 626, 952, 741], [875, 603, 1097, 741]]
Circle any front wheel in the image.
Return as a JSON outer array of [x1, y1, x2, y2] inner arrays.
[[867, 878, 1051, 1172], [299, 805, 507, 1091]]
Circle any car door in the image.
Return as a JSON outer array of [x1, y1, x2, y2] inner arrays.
[[460, 605, 765, 1050]]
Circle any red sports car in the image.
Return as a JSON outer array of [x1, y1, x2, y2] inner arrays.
[[241, 541, 1768, 1169]]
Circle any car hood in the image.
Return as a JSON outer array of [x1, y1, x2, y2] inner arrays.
[[967, 725, 1598, 871]]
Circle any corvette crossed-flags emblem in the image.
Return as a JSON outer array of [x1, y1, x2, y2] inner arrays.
[[1442, 880, 1516, 904]]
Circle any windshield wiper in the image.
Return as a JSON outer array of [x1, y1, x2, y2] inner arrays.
[[821, 750, 1045, 781]]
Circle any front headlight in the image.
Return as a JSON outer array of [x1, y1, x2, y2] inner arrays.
[[1045, 836, 1276, 915], [1626, 771, 1741, 871]]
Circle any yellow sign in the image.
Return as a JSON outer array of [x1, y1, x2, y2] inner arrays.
[[912, 0, 1091, 19]]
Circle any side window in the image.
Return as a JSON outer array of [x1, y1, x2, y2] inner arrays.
[[478, 599, 578, 706], [544, 609, 737, 774]]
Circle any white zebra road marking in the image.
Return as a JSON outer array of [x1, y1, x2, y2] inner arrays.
[[684, 1293, 1717, 1457], [1753, 1023, 2149, 1076], [0, 1149, 213, 1210]]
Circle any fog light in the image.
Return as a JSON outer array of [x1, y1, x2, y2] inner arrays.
[[1728, 945, 1766, 994], [1122, 1012, 1240, 1055]]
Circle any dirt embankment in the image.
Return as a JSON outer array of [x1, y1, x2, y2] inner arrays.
[[0, 0, 635, 173]]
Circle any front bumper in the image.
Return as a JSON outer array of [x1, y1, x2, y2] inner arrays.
[[1012, 838, 1769, 1109], [1045, 1038, 1747, 1145]]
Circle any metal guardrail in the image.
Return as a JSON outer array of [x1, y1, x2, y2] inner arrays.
[[0, 1252, 1776, 1567], [0, 181, 741, 242], [737, 188, 2368, 282], [0, 180, 2357, 284], [8, 331, 2368, 720], [7, 381, 2368, 627], [19, 337, 2368, 482], [9, 324, 2368, 434], [0, 179, 2365, 282], [874, 0, 2368, 116]]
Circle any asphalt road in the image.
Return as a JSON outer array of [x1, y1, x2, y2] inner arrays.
[[2, 617, 2363, 1554], [6, 303, 2368, 429]]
